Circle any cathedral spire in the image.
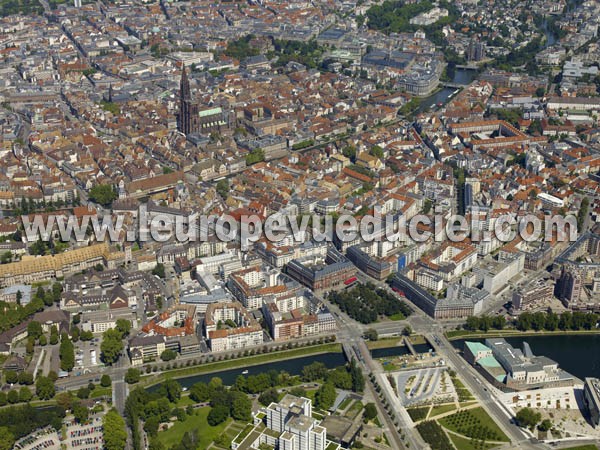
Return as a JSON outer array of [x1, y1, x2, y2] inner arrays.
[[180, 64, 190, 101]]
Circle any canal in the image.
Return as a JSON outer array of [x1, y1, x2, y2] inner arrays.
[[371, 342, 432, 359], [417, 68, 478, 113], [452, 334, 600, 380], [148, 351, 347, 391]]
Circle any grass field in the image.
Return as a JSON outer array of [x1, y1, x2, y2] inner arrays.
[[90, 387, 112, 398], [407, 406, 430, 422], [450, 376, 474, 402], [157, 407, 231, 449], [142, 343, 342, 387], [338, 396, 353, 411], [218, 422, 248, 449], [429, 403, 457, 418], [448, 433, 497, 450], [560, 446, 599, 450], [345, 400, 364, 420], [439, 407, 509, 443], [366, 338, 404, 350]]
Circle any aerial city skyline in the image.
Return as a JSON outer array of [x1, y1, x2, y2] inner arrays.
[[0, 0, 600, 450]]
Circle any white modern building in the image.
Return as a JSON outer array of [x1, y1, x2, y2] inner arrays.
[[232, 395, 340, 450]]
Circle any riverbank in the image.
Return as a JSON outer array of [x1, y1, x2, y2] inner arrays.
[[445, 328, 600, 341], [366, 334, 427, 349], [141, 342, 343, 388]]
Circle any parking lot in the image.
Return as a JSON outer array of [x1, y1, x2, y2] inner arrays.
[[74, 339, 101, 373], [13, 426, 60, 450], [64, 414, 104, 450]]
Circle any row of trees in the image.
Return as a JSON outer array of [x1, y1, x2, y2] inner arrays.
[[327, 283, 412, 324], [103, 408, 127, 450], [464, 315, 506, 332], [463, 310, 599, 333], [516, 310, 598, 332]]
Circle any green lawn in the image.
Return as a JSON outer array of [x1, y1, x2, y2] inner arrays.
[[429, 403, 457, 418], [450, 376, 474, 402], [388, 313, 405, 321], [175, 395, 195, 407], [90, 387, 112, 398], [448, 433, 498, 450], [560, 446, 599, 450], [338, 396, 353, 411], [157, 406, 231, 449], [439, 407, 509, 442], [366, 338, 403, 350], [345, 400, 364, 420]]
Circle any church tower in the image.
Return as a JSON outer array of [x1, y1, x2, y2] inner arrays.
[[178, 65, 194, 135]]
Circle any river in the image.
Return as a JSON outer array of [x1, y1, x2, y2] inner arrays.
[[371, 342, 432, 358], [452, 334, 600, 380], [147, 351, 347, 391], [417, 68, 478, 113]]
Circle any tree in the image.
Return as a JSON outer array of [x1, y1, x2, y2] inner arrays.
[[207, 404, 229, 426], [71, 326, 80, 342], [55, 392, 74, 411], [315, 383, 336, 410], [160, 349, 177, 361], [161, 379, 182, 403], [39, 334, 47, 346], [73, 401, 89, 423], [538, 419, 552, 432], [577, 197, 590, 232], [349, 358, 365, 392], [216, 179, 229, 199], [0, 427, 15, 450], [115, 319, 131, 337], [77, 387, 90, 399], [370, 145, 384, 159], [60, 333, 75, 372], [4, 370, 18, 385], [18, 371, 33, 385], [189, 382, 210, 403], [80, 330, 94, 341], [101, 328, 124, 365], [7, 390, 19, 404], [245, 148, 265, 166], [328, 368, 352, 390], [103, 408, 127, 450], [302, 362, 328, 382], [35, 376, 55, 400], [27, 321, 43, 339], [18, 386, 32, 403], [402, 325, 412, 336], [364, 328, 378, 341], [144, 415, 160, 437], [100, 374, 112, 388], [152, 263, 166, 279], [125, 368, 141, 384], [364, 403, 377, 421], [89, 184, 117, 206], [342, 145, 357, 160], [230, 392, 252, 422], [258, 388, 279, 406], [515, 407, 541, 429]]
